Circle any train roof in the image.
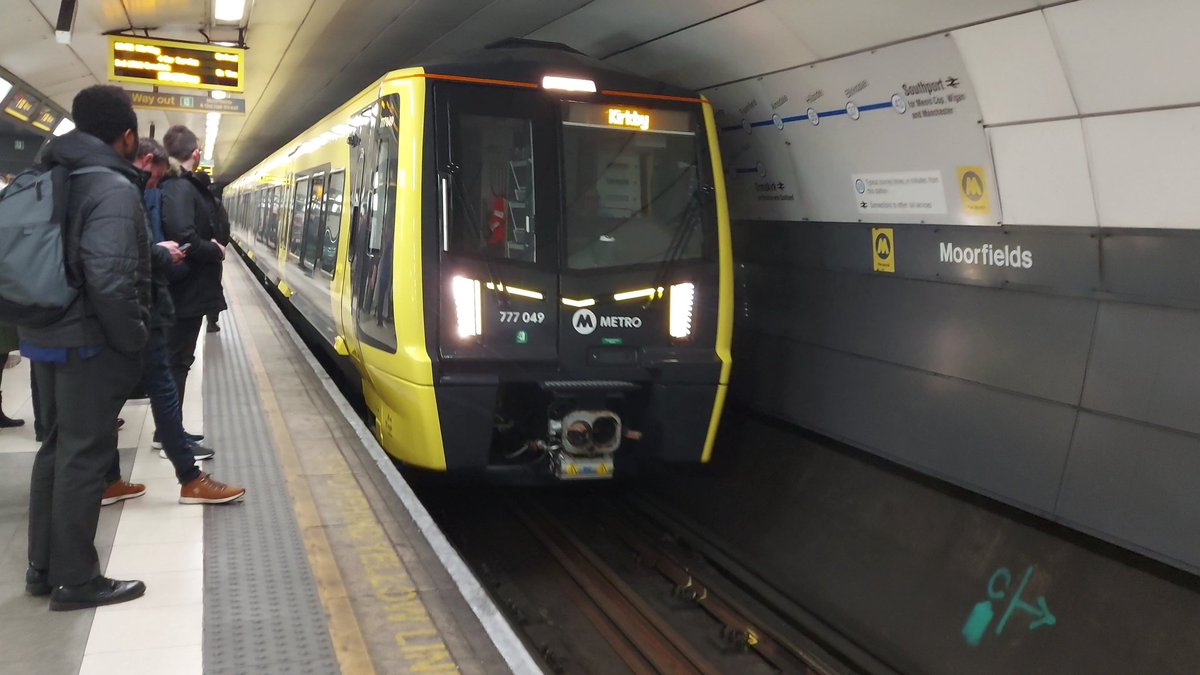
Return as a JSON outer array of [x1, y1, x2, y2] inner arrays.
[[418, 38, 702, 101]]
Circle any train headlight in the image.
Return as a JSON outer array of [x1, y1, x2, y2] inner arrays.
[[669, 282, 695, 340], [452, 276, 482, 339]]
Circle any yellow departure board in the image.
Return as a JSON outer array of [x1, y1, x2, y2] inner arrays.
[[107, 36, 245, 93]]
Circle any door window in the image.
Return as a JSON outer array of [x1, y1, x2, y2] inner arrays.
[[348, 95, 400, 352]]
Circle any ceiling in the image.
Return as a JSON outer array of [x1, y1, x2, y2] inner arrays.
[[0, 0, 1073, 182]]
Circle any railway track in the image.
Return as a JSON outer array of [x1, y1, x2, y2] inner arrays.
[[420, 484, 844, 674], [515, 500, 824, 674]]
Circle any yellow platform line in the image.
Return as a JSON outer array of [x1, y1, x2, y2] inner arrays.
[[228, 287, 377, 675]]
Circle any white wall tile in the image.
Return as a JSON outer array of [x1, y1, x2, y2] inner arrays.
[[530, 0, 747, 58], [770, 0, 1038, 60], [607, 2, 818, 90], [1085, 107, 1200, 229], [1046, 0, 1200, 114], [952, 11, 1077, 124], [989, 120, 1096, 226]]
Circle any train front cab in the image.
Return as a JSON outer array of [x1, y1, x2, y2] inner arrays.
[[382, 72, 734, 480]]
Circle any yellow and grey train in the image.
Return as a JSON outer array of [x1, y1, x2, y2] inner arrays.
[[224, 38, 732, 480]]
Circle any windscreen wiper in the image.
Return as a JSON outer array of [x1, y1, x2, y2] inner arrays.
[[645, 183, 711, 309], [443, 163, 504, 306]]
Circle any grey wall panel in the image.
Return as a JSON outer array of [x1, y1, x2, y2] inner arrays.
[[731, 219, 1200, 571], [732, 331, 1078, 513], [1083, 302, 1200, 436], [740, 265, 1097, 405], [1102, 229, 1200, 309], [1057, 413, 1200, 570], [733, 221, 1102, 294]]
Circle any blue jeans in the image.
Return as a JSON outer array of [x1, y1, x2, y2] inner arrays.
[[137, 330, 201, 485]]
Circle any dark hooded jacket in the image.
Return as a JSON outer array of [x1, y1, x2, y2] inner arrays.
[[18, 131, 151, 356], [143, 186, 176, 331], [160, 167, 227, 318]]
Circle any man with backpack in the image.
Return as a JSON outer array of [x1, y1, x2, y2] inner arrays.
[[127, 138, 244, 505], [13, 85, 150, 610], [160, 126, 227, 420]]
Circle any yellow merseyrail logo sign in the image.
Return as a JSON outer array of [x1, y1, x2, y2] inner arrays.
[[608, 108, 651, 131], [872, 227, 895, 273], [107, 36, 245, 92], [957, 166, 990, 215]]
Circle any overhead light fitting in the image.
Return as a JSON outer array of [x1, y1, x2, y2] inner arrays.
[[214, 0, 247, 22], [0, 77, 12, 103], [55, 0, 77, 44], [542, 76, 596, 93], [203, 112, 220, 162], [210, 90, 228, 100], [53, 118, 75, 136]]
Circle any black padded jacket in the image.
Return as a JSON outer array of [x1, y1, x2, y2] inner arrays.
[[17, 132, 151, 356], [161, 171, 227, 318]]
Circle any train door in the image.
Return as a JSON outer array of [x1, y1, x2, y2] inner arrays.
[[342, 95, 400, 357], [434, 83, 560, 362]]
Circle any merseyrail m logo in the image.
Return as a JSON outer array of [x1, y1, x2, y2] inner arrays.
[[572, 308, 597, 335], [957, 166, 990, 215], [872, 227, 895, 273]]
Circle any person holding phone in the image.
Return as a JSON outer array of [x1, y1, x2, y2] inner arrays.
[[160, 127, 227, 419], [127, 138, 243, 504]]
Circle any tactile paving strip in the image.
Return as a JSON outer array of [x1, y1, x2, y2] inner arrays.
[[201, 303, 340, 675]]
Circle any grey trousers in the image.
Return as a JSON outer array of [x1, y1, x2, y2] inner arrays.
[[28, 348, 141, 586]]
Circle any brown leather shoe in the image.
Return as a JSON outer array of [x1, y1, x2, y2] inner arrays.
[[179, 472, 245, 504], [101, 480, 146, 506]]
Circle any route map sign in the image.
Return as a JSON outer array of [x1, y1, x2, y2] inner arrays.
[[107, 36, 245, 93]]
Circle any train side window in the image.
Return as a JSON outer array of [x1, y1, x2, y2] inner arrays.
[[255, 188, 267, 244], [270, 186, 282, 250], [289, 176, 310, 262], [301, 172, 327, 271], [320, 170, 344, 277]]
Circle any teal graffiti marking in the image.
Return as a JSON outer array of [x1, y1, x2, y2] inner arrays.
[[962, 565, 1056, 647]]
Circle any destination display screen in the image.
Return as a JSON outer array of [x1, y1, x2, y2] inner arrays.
[[2, 89, 38, 122], [562, 101, 694, 135], [107, 36, 245, 92]]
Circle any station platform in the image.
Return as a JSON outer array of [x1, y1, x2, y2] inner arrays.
[[0, 258, 540, 675]]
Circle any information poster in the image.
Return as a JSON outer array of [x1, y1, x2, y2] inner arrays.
[[707, 34, 1000, 225]]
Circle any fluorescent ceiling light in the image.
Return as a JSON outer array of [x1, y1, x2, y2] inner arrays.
[[55, 0, 77, 44], [204, 113, 220, 161], [210, 90, 228, 100], [53, 118, 74, 136], [214, 0, 246, 22], [543, 76, 595, 93], [0, 77, 11, 102]]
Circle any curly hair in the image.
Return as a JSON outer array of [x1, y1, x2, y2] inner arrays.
[[71, 85, 138, 145]]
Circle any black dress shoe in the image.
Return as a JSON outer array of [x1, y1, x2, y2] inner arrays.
[[49, 575, 146, 611], [0, 413, 24, 428], [25, 566, 50, 596]]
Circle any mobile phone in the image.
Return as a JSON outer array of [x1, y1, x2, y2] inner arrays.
[[179, 243, 192, 253]]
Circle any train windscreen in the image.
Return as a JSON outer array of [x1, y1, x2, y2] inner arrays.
[[561, 101, 710, 270]]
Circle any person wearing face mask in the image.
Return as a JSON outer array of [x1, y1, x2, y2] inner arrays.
[[159, 126, 227, 430], [19, 85, 151, 610]]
